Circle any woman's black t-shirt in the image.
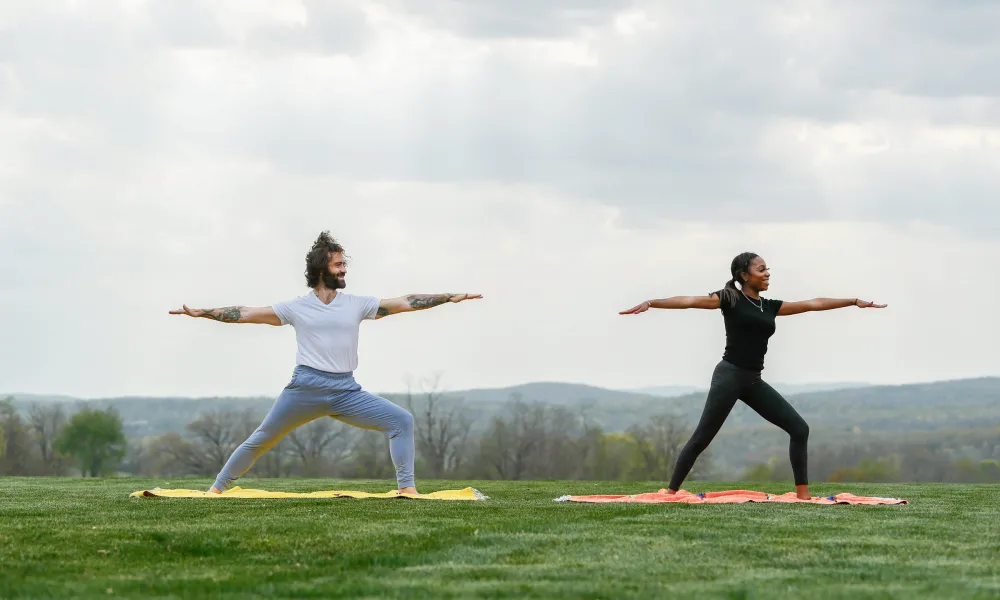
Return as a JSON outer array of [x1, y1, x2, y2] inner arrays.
[[712, 290, 784, 372]]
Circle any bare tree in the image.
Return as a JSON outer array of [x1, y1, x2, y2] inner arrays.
[[185, 409, 257, 473], [342, 430, 395, 480], [404, 374, 474, 478], [252, 438, 295, 478], [627, 413, 699, 481], [141, 410, 260, 476], [569, 411, 607, 479], [121, 437, 151, 476], [286, 418, 357, 477], [28, 403, 68, 475], [147, 433, 204, 476], [0, 398, 32, 475], [477, 394, 546, 480], [534, 405, 593, 479]]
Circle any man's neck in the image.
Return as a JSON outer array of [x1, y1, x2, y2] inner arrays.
[[313, 286, 338, 305]]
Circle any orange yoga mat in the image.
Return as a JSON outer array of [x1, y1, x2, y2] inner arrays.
[[554, 489, 907, 505]]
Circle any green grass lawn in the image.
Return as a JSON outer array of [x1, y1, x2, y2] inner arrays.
[[1, 478, 998, 599]]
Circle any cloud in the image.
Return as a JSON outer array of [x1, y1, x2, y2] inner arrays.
[[814, 1, 1000, 97], [3, 0, 998, 232], [247, 0, 372, 57], [386, 0, 639, 39], [147, 0, 232, 49], [1, 1, 998, 396]]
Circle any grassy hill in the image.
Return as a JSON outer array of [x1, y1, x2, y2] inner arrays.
[[1, 478, 997, 598]]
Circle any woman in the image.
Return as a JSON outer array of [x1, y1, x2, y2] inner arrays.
[[619, 252, 886, 499]]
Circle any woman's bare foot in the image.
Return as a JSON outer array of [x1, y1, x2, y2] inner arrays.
[[398, 486, 418, 495], [208, 486, 222, 494], [796, 484, 810, 500]]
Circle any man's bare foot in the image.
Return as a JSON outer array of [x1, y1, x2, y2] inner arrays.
[[796, 484, 810, 500], [208, 486, 222, 494], [398, 486, 418, 495]]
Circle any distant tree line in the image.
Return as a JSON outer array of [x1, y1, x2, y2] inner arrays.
[[4, 392, 999, 484], [120, 391, 710, 483], [1, 393, 707, 483], [741, 428, 1000, 484]]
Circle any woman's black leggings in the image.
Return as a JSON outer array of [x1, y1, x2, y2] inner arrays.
[[668, 360, 810, 491]]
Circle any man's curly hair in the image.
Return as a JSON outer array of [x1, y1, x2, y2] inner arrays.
[[304, 231, 346, 287]]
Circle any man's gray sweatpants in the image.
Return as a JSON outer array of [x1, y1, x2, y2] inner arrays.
[[213, 365, 415, 491]]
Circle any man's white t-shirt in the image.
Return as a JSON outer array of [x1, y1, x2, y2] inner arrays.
[[272, 290, 381, 374]]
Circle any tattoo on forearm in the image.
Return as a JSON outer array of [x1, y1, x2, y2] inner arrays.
[[377, 306, 390, 317], [202, 307, 244, 322], [406, 294, 453, 310]]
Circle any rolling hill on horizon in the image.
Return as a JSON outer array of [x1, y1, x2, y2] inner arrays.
[[7, 375, 999, 434], [4, 375, 970, 405], [6, 376, 999, 479]]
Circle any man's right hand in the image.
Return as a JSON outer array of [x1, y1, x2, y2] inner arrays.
[[169, 305, 209, 318], [169, 305, 241, 321]]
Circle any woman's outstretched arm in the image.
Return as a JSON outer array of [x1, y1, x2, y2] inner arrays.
[[777, 298, 886, 316], [620, 294, 721, 315]]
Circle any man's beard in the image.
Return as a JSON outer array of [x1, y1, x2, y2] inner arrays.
[[322, 271, 346, 290]]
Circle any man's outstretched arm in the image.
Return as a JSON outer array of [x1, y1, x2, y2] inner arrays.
[[375, 293, 482, 319], [169, 305, 282, 326]]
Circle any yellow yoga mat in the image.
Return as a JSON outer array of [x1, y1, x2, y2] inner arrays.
[[130, 486, 488, 501]]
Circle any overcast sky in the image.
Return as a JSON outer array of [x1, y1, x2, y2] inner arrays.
[[2, 0, 998, 398]]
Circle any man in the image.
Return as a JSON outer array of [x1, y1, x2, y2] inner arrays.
[[169, 231, 481, 494]]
